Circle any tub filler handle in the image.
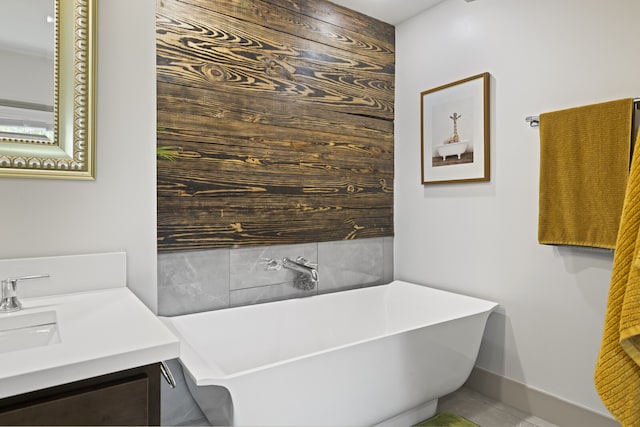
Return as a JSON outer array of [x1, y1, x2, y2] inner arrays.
[[160, 360, 177, 389]]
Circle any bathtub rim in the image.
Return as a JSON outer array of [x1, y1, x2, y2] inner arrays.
[[161, 280, 498, 385]]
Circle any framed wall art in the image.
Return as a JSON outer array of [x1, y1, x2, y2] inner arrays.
[[420, 72, 490, 184]]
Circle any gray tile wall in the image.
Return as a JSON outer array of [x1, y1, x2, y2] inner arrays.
[[158, 236, 393, 316], [158, 236, 393, 426], [157, 250, 230, 316]]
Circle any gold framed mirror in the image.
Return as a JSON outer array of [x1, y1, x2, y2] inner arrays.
[[0, 0, 96, 179]]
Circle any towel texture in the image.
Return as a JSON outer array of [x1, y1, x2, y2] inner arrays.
[[538, 98, 633, 249], [595, 128, 640, 426]]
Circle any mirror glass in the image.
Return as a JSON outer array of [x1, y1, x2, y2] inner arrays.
[[0, 0, 55, 143], [0, 0, 95, 179]]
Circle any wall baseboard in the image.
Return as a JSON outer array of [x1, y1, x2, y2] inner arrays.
[[464, 367, 620, 427]]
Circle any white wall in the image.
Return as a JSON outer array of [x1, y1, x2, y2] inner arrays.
[[0, 0, 158, 311], [395, 0, 640, 417]]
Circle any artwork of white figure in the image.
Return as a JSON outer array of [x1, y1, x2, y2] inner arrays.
[[448, 112, 461, 143], [432, 112, 472, 167]]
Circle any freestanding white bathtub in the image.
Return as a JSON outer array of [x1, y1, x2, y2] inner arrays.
[[436, 141, 468, 161], [163, 280, 497, 427]]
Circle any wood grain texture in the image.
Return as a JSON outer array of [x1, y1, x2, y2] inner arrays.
[[157, 0, 394, 250], [176, 0, 395, 59]]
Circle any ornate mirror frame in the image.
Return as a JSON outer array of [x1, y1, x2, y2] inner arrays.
[[0, 0, 96, 179]]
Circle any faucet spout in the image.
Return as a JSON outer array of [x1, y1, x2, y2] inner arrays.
[[282, 257, 318, 284], [0, 274, 50, 313]]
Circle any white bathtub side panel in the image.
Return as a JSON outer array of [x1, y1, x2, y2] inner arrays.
[[185, 376, 233, 426], [220, 313, 490, 426]]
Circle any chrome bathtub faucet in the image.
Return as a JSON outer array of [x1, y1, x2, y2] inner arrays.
[[282, 257, 318, 291], [262, 256, 318, 291], [0, 274, 50, 313]]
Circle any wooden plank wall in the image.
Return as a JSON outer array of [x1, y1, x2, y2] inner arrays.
[[156, 0, 395, 251]]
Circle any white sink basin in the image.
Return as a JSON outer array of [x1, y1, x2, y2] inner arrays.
[[0, 310, 60, 354]]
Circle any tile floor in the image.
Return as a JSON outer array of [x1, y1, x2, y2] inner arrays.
[[437, 387, 559, 427], [176, 386, 559, 427]]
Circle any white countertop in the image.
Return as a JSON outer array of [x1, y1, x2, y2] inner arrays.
[[0, 287, 180, 399]]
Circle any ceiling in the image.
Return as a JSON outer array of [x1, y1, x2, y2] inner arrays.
[[0, 0, 456, 57], [328, 0, 448, 25]]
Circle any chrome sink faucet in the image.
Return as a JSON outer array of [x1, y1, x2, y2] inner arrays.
[[0, 274, 50, 313]]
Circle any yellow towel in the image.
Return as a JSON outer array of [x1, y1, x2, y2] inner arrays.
[[595, 128, 640, 426], [538, 98, 633, 249]]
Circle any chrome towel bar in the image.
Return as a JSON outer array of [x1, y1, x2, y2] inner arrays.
[[526, 98, 640, 127]]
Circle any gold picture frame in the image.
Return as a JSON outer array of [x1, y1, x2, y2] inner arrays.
[[421, 72, 490, 184], [0, 0, 96, 179]]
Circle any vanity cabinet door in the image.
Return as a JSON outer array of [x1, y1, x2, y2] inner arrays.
[[0, 364, 160, 426]]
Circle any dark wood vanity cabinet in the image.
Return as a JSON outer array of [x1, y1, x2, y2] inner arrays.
[[0, 364, 160, 426]]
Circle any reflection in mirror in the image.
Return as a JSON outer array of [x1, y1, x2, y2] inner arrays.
[[0, 0, 55, 144], [0, 0, 95, 179], [0, 100, 54, 143], [0, 0, 55, 54]]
